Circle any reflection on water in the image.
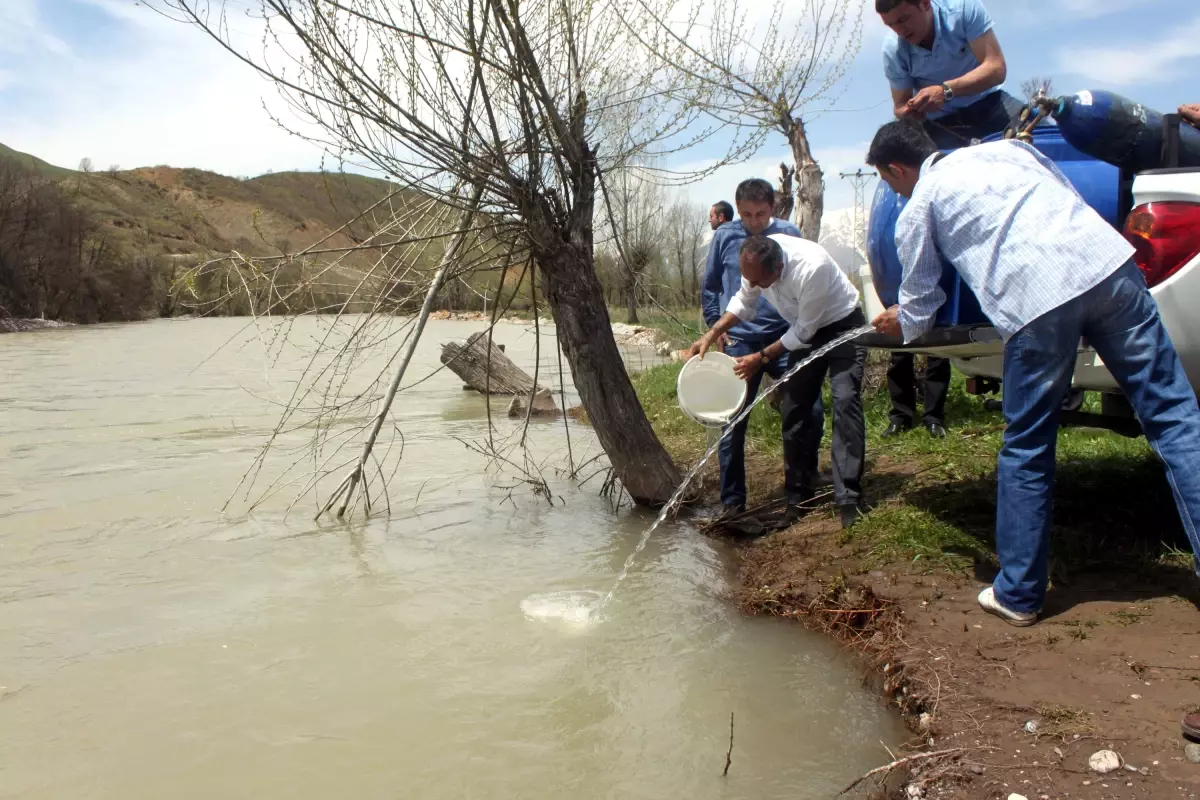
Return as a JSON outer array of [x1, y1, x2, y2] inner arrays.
[[0, 317, 901, 799]]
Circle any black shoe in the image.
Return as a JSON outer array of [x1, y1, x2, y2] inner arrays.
[[709, 503, 745, 522], [925, 422, 947, 439], [812, 472, 835, 489], [783, 504, 807, 525], [839, 503, 863, 530], [882, 422, 911, 438]]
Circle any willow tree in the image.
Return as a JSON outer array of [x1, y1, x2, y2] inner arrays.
[[629, 0, 864, 240], [161, 0, 746, 506]]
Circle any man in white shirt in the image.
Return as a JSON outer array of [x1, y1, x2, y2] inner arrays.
[[688, 234, 868, 528], [866, 120, 1200, 626]]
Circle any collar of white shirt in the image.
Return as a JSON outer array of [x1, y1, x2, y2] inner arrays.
[[919, 150, 941, 179]]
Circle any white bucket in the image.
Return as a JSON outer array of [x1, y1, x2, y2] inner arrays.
[[859, 264, 885, 322], [676, 352, 748, 427]]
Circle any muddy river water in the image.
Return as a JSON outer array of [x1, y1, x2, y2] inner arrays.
[[0, 317, 902, 798]]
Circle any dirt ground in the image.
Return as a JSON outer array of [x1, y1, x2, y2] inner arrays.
[[716, 459, 1200, 800]]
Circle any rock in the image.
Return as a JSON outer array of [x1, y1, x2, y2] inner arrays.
[[918, 712, 933, 730], [1007, 794, 1029, 800], [1024, 720, 1040, 734], [1088, 749, 1123, 774], [1185, 743, 1200, 764], [506, 388, 560, 418], [655, 341, 673, 356], [905, 785, 923, 799], [969, 765, 984, 776]]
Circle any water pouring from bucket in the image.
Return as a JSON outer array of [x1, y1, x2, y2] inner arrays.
[[521, 326, 875, 626]]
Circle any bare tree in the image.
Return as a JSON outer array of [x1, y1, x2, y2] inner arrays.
[[159, 0, 752, 508], [663, 197, 709, 308], [78, 157, 94, 173], [604, 163, 668, 324], [1020, 76, 1054, 104], [629, 0, 864, 240]]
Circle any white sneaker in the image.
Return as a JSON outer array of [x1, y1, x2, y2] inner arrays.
[[977, 587, 1038, 627]]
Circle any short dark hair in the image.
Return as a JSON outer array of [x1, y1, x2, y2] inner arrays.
[[735, 178, 775, 208], [875, 0, 920, 12], [739, 235, 784, 274], [866, 120, 939, 169], [711, 201, 734, 223]]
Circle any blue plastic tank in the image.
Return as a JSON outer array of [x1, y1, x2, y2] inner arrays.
[[866, 125, 1121, 328]]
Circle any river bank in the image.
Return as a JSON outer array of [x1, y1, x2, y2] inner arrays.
[[632, 361, 1200, 799], [0, 317, 75, 333]]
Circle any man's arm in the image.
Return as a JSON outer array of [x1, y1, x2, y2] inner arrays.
[[688, 280, 762, 358], [948, 29, 1006, 98], [883, 41, 918, 119], [701, 231, 725, 326], [895, 199, 947, 343]]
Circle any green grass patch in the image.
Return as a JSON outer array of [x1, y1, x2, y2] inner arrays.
[[635, 357, 1193, 580], [846, 506, 991, 570]]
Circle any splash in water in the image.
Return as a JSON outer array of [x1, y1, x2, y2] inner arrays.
[[523, 325, 876, 625]]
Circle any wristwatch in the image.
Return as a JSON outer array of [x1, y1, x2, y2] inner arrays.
[[759, 349, 772, 364], [941, 82, 954, 102]]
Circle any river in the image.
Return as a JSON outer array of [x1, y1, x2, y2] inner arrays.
[[0, 316, 902, 798]]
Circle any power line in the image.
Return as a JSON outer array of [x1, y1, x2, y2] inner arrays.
[[838, 169, 877, 277]]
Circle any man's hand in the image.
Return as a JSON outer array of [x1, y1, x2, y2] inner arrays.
[[717, 333, 730, 351], [1180, 104, 1200, 129], [685, 331, 716, 360], [733, 352, 764, 381], [873, 305, 902, 338], [908, 85, 947, 115]]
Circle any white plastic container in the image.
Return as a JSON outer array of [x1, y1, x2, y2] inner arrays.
[[859, 264, 885, 322], [676, 352, 748, 427]]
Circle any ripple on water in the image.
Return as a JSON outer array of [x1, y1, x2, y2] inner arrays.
[[520, 590, 603, 626]]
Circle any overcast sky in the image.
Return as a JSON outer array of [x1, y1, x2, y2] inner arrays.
[[2, 0, 1198, 218]]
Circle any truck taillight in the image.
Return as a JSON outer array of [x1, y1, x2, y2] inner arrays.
[[1123, 202, 1200, 287]]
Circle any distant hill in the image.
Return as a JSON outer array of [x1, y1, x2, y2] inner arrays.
[[0, 144, 416, 266], [0, 144, 523, 320]]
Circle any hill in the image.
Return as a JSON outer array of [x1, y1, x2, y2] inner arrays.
[[0, 146, 412, 263], [0, 144, 514, 322]]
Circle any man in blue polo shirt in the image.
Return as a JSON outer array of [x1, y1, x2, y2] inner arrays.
[[702, 178, 824, 519], [877, 0, 1023, 439], [878, 0, 1022, 150]]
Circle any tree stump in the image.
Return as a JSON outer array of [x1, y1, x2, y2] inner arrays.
[[440, 331, 548, 395], [507, 388, 561, 418]]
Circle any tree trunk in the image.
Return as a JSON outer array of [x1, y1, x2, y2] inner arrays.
[[523, 137, 680, 506], [774, 162, 795, 221], [626, 270, 639, 324], [788, 118, 825, 242], [440, 331, 546, 394]]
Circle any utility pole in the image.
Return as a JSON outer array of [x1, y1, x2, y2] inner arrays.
[[838, 169, 877, 278]]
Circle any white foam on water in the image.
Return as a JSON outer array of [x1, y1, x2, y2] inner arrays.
[[520, 590, 603, 626]]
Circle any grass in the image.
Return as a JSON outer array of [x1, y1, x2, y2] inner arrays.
[[843, 506, 991, 570], [632, 356, 1196, 580], [1034, 704, 1098, 741]]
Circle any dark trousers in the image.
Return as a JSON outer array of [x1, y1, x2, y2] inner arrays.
[[888, 353, 951, 427], [718, 337, 824, 507], [922, 90, 1024, 149], [778, 308, 867, 509]]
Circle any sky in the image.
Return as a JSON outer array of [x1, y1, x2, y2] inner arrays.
[[2, 0, 1199, 220]]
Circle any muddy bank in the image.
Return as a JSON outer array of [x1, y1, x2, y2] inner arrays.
[[722, 458, 1200, 800], [0, 318, 75, 333]]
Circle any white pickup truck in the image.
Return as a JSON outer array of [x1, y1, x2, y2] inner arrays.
[[861, 166, 1200, 436]]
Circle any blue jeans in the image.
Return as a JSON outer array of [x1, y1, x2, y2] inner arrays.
[[995, 260, 1200, 612], [718, 338, 824, 507]]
